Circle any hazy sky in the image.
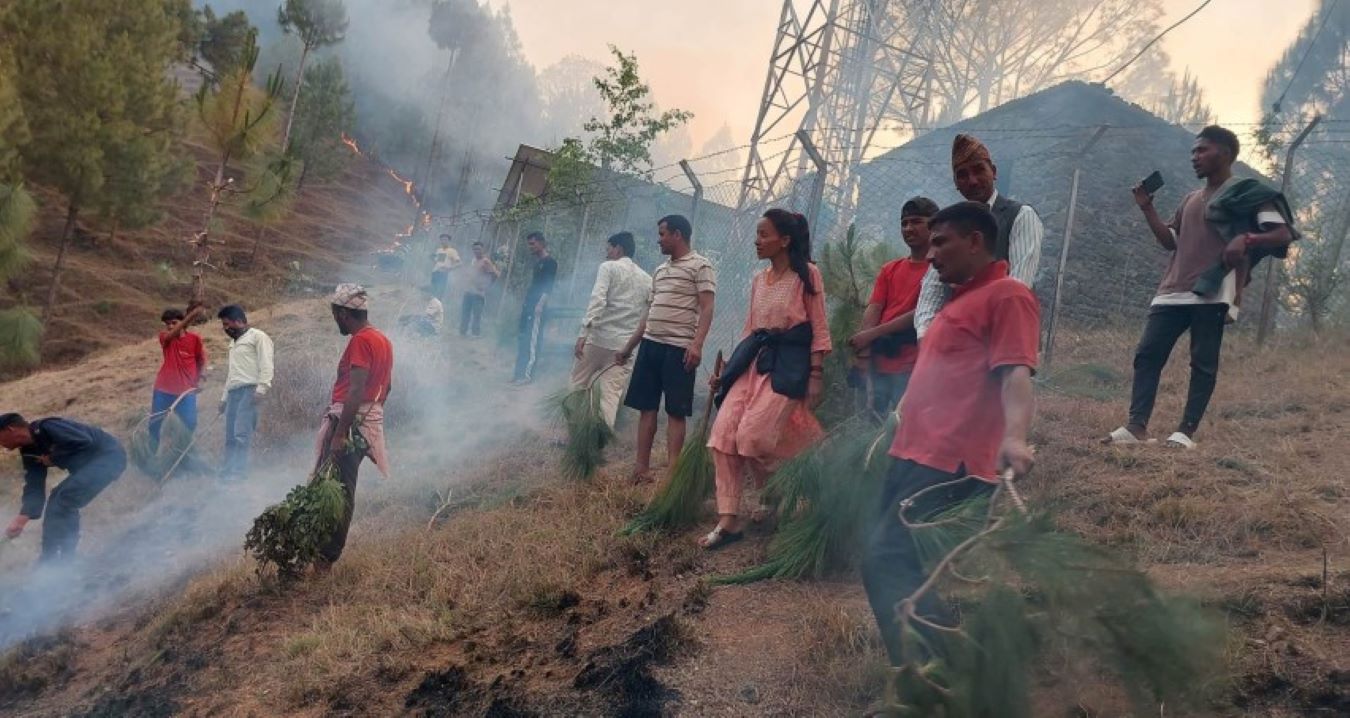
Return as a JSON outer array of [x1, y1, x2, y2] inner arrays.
[[497, 0, 1317, 146]]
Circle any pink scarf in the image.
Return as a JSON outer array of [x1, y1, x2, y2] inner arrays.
[[315, 402, 390, 479]]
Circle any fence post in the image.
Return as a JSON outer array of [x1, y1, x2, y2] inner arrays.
[[1043, 125, 1108, 370], [1258, 115, 1321, 346], [680, 159, 703, 230], [797, 129, 827, 231], [567, 201, 592, 305]]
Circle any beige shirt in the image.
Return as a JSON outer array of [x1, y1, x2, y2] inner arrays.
[[222, 327, 274, 401], [466, 257, 498, 296], [424, 297, 444, 326], [643, 251, 716, 348], [433, 246, 462, 273], [580, 257, 653, 351]]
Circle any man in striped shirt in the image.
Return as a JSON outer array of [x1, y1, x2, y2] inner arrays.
[[912, 134, 1044, 337], [616, 215, 716, 483]]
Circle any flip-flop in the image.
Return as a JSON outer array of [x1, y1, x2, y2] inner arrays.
[[1102, 426, 1148, 445], [1164, 432, 1197, 450], [698, 526, 744, 551]]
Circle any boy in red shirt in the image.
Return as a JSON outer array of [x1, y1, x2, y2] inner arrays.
[[849, 196, 937, 415], [861, 201, 1039, 667], [316, 284, 393, 568], [150, 303, 207, 452]]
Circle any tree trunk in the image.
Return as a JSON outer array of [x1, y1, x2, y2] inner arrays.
[[192, 162, 228, 304], [281, 42, 312, 153], [42, 203, 80, 325], [248, 225, 267, 267]]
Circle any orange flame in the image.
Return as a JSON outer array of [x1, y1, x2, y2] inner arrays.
[[388, 168, 416, 198], [340, 132, 363, 156]]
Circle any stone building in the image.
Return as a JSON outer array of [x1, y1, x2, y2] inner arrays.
[[854, 81, 1267, 327]]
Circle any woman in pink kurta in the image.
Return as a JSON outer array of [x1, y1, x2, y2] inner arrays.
[[700, 209, 831, 549]]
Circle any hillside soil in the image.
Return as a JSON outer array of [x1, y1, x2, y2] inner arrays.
[[0, 301, 1346, 716], [5, 139, 414, 372]]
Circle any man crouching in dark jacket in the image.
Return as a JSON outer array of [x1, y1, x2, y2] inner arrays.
[[1, 413, 126, 562]]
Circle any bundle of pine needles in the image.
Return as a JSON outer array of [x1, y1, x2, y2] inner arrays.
[[621, 352, 724, 535], [129, 411, 196, 480], [883, 484, 1226, 717], [547, 373, 615, 481], [620, 417, 715, 535], [245, 425, 368, 580], [712, 415, 890, 584]]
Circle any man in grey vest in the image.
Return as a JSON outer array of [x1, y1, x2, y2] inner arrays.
[[912, 134, 1044, 336]]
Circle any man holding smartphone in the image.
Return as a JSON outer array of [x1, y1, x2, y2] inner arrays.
[[1105, 125, 1294, 449]]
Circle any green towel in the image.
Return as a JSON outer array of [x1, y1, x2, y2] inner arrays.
[[1193, 178, 1299, 296]]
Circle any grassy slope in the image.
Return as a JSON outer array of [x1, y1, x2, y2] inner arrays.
[[0, 317, 1346, 716], [5, 139, 413, 372]]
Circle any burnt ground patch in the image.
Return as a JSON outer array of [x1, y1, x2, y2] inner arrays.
[[572, 613, 688, 717], [405, 665, 538, 718]]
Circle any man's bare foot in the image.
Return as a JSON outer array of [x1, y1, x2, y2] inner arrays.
[[630, 470, 654, 485]]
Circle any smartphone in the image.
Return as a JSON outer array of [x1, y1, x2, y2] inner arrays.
[[1140, 170, 1165, 196]]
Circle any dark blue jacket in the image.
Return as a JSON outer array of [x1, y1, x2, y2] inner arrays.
[[19, 418, 121, 519], [715, 322, 814, 408]]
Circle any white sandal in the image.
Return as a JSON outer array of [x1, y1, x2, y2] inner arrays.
[[1102, 426, 1151, 445], [1164, 432, 1196, 450]]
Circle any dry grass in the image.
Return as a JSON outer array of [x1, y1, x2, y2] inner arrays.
[[0, 323, 1346, 717], [6, 139, 411, 374], [785, 595, 889, 710]]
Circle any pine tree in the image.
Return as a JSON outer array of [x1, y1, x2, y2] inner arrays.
[[191, 30, 284, 302], [0, 52, 39, 369], [277, 0, 348, 151], [196, 6, 256, 80], [3, 0, 187, 326], [288, 56, 355, 186], [94, 114, 193, 242]]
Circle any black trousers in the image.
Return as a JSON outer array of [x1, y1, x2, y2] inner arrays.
[[1128, 303, 1226, 436], [42, 445, 126, 562], [513, 306, 547, 381], [861, 459, 994, 666], [460, 293, 485, 336], [317, 426, 367, 565]]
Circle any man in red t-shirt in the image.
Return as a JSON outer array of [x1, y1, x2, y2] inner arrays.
[[149, 303, 207, 452], [861, 201, 1039, 667], [849, 196, 938, 415], [316, 284, 394, 568]]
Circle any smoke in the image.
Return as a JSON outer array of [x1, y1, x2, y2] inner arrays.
[[198, 0, 549, 215], [0, 293, 556, 651]]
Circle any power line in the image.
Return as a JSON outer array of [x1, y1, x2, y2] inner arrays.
[[1272, 0, 1341, 113], [1102, 0, 1216, 84]]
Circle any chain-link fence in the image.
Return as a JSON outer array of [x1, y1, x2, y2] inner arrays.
[[402, 89, 1348, 379], [1255, 115, 1350, 340]]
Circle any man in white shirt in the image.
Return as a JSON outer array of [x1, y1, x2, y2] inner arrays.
[[399, 287, 444, 337], [912, 134, 1044, 337], [572, 232, 653, 428], [216, 305, 274, 481]]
